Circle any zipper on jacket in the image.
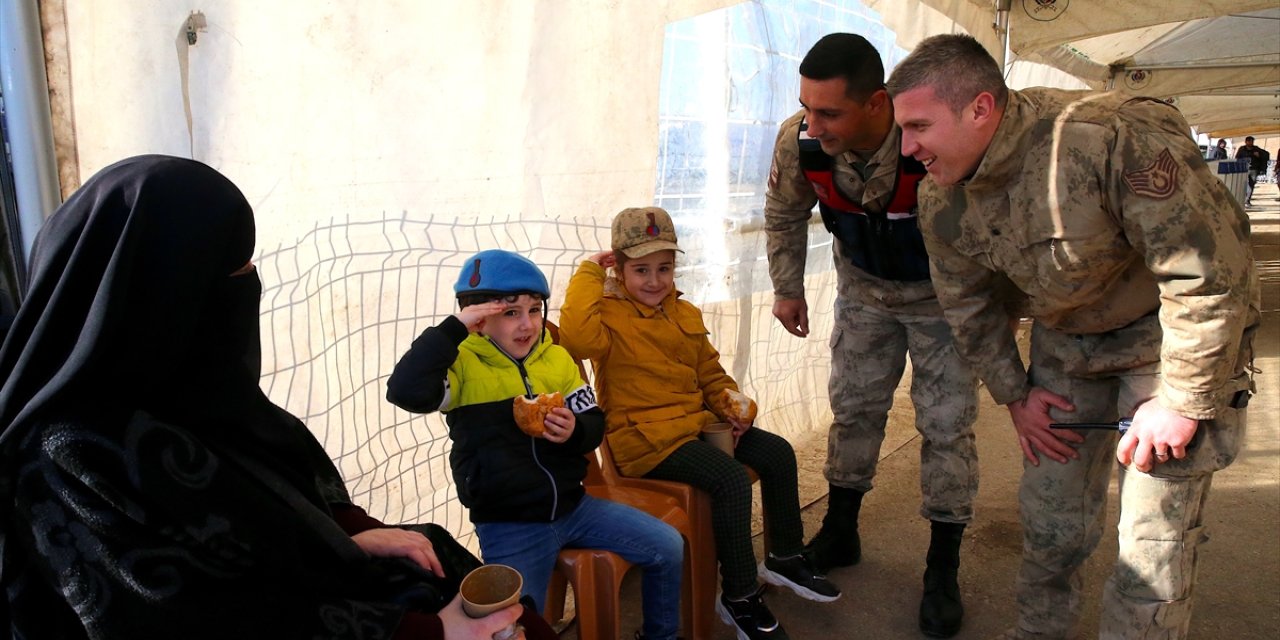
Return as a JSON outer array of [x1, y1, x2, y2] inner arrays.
[[490, 336, 560, 521]]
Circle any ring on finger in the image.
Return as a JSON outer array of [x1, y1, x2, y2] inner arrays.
[[1155, 450, 1170, 459]]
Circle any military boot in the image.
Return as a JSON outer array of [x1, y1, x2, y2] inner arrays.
[[919, 520, 965, 638], [802, 485, 863, 573]]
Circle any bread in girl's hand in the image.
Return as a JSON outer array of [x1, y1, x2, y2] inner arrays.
[[513, 392, 564, 437], [712, 388, 757, 425]]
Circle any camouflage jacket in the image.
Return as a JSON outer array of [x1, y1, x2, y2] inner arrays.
[[918, 88, 1258, 419], [765, 109, 940, 313]]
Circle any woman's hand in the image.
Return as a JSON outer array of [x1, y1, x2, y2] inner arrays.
[[351, 528, 444, 577], [439, 594, 525, 640]]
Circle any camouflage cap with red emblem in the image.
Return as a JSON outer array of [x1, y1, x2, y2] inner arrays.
[[611, 206, 684, 258]]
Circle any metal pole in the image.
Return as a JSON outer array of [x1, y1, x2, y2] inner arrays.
[[0, 0, 62, 272], [995, 0, 1012, 73], [1122, 61, 1279, 72]]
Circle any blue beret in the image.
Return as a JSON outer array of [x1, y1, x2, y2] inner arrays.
[[453, 250, 550, 299]]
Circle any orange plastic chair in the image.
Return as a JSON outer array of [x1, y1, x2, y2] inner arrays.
[[595, 438, 767, 640], [545, 548, 631, 638], [541, 321, 698, 640], [596, 438, 719, 639], [543, 468, 693, 640]]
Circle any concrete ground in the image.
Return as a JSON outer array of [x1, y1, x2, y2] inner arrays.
[[573, 182, 1280, 640]]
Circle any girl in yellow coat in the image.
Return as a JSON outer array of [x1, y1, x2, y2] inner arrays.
[[559, 207, 842, 640]]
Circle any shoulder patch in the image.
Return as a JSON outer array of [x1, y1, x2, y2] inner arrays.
[[1123, 148, 1180, 200]]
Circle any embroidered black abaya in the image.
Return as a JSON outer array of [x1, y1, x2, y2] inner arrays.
[[0, 156, 545, 639]]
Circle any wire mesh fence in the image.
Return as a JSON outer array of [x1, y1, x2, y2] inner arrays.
[[255, 209, 838, 547]]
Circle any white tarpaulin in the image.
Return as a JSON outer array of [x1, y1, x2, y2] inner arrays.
[[876, 0, 1280, 137]]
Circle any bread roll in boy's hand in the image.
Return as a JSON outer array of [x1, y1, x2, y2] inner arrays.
[[513, 392, 564, 437], [712, 389, 757, 426]]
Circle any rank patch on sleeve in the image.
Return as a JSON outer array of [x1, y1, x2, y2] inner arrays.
[[1123, 148, 1180, 199]]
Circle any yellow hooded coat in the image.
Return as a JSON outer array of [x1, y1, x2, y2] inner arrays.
[[558, 261, 739, 476]]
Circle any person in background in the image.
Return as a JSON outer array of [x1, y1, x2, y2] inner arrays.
[[559, 207, 842, 640], [1211, 138, 1228, 160], [762, 32, 980, 638], [888, 35, 1259, 640], [1234, 135, 1270, 204], [0, 155, 555, 640], [386, 249, 684, 640]]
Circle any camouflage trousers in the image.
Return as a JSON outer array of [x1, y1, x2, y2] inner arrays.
[[824, 295, 979, 523], [1013, 315, 1253, 640]]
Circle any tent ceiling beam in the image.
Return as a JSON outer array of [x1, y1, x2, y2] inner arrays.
[[1115, 61, 1279, 72]]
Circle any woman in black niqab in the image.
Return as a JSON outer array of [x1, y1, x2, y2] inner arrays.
[[0, 156, 547, 640]]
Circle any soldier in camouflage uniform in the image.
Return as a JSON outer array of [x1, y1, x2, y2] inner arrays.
[[887, 34, 1260, 640], [764, 34, 980, 638]]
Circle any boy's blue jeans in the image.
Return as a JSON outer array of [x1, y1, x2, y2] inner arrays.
[[476, 495, 684, 640]]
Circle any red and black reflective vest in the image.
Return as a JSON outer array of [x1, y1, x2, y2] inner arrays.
[[798, 120, 931, 281]]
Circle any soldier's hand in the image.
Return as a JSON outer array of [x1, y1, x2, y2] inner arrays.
[[1116, 399, 1197, 472], [772, 298, 809, 338], [1006, 387, 1083, 465]]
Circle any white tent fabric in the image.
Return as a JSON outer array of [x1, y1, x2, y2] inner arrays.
[[864, 0, 1091, 89], [1169, 92, 1280, 139], [873, 0, 1280, 137]]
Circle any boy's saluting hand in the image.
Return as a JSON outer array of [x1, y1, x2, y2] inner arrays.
[[454, 300, 508, 333]]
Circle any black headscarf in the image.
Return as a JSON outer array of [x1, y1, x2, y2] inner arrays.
[[0, 156, 419, 639], [0, 154, 323, 484]]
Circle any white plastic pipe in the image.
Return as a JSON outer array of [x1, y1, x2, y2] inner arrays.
[[0, 0, 62, 272]]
